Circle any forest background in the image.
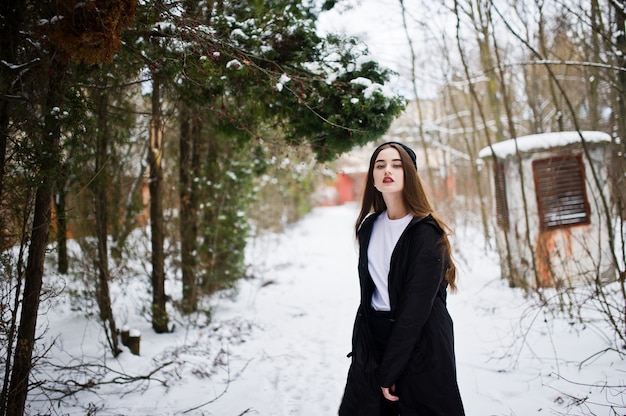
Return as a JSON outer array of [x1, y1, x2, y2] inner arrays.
[[0, 0, 625, 415]]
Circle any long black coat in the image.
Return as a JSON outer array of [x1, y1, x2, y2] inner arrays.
[[339, 213, 465, 416]]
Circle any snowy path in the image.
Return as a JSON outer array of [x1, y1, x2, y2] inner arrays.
[[205, 204, 361, 415]]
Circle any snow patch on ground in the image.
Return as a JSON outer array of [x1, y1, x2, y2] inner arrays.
[[27, 203, 625, 415]]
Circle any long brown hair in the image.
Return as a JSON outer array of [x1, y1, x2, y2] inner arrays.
[[354, 142, 457, 291]]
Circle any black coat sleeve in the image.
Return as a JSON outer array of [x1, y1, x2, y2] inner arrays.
[[376, 221, 445, 388]]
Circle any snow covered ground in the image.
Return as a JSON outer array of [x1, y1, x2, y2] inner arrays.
[[28, 203, 625, 415]]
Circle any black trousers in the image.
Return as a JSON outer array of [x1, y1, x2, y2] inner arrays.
[[369, 310, 400, 416]]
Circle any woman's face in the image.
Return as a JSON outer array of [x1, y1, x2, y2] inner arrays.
[[372, 147, 405, 195]]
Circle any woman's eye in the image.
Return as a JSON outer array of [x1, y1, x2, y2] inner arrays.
[[393, 164, 402, 169], [375, 165, 384, 169]]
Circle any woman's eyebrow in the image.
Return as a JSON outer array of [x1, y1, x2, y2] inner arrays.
[[375, 158, 402, 163]]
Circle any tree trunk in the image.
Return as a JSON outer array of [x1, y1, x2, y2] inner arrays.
[[537, 4, 564, 131], [489, 2, 540, 287], [94, 88, 121, 356], [6, 57, 66, 416], [111, 142, 148, 261], [1, 2, 25, 406], [474, 3, 505, 143], [611, 0, 626, 338], [446, 87, 491, 245], [0, 103, 7, 208], [54, 183, 69, 274], [0, 0, 25, 230], [149, 75, 168, 333], [588, 0, 602, 131], [179, 104, 199, 314], [399, 0, 435, 192], [614, 3, 626, 147], [489, 15, 539, 287], [453, 0, 519, 282]]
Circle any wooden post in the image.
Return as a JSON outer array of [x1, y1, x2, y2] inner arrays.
[[121, 326, 130, 346], [128, 329, 141, 356]]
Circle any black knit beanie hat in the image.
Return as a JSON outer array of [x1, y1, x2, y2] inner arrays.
[[373, 141, 418, 170]]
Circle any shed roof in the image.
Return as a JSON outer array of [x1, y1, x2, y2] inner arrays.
[[478, 131, 612, 159]]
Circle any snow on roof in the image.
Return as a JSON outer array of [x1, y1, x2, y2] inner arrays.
[[478, 131, 612, 159]]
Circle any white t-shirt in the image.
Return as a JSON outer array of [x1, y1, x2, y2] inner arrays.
[[367, 210, 413, 311]]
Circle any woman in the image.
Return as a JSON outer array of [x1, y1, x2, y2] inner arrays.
[[338, 142, 464, 416]]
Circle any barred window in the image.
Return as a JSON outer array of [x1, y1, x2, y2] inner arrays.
[[494, 161, 509, 228], [532, 155, 590, 230]]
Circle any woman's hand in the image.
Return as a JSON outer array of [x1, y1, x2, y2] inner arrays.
[[381, 385, 399, 402]]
